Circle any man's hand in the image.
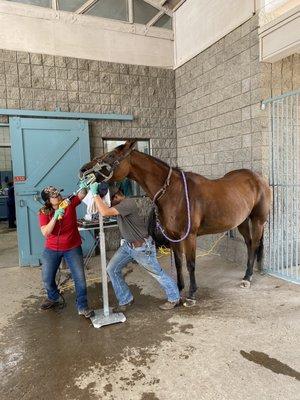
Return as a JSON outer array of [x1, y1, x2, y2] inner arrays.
[[93, 194, 119, 217], [54, 208, 65, 220]]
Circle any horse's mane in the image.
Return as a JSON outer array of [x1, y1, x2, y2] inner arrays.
[[114, 143, 182, 172], [146, 153, 182, 173]]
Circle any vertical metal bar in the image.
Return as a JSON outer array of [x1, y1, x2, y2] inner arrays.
[[289, 96, 295, 277], [268, 101, 272, 273], [271, 101, 276, 274], [285, 97, 290, 276], [296, 94, 299, 280], [277, 99, 281, 275], [279, 99, 284, 276], [99, 214, 110, 317], [265, 90, 300, 283], [128, 0, 133, 23], [276, 101, 280, 275]]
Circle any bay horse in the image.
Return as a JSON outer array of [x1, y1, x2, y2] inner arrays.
[[80, 140, 271, 306]]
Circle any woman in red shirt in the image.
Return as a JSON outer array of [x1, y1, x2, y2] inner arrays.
[[38, 185, 94, 318]]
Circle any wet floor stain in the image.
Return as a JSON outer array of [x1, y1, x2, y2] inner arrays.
[[141, 392, 160, 400], [0, 283, 205, 400], [240, 350, 300, 381]]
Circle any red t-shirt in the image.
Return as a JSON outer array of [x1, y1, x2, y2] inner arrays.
[[39, 196, 82, 251]]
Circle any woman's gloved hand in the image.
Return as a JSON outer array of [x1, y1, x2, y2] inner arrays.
[[54, 208, 65, 220], [79, 180, 88, 190], [90, 182, 99, 196]]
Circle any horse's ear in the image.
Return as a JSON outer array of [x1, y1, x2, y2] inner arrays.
[[124, 140, 137, 150]]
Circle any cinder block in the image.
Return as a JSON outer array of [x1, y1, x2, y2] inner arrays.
[[32, 76, 44, 88], [42, 54, 54, 66], [66, 80, 78, 92], [20, 87, 33, 100], [0, 50, 17, 62], [56, 79, 67, 91], [17, 52, 30, 64], [6, 99, 20, 109], [65, 57, 78, 69], [31, 65, 43, 77], [44, 78, 56, 90], [54, 56, 66, 67], [5, 62, 17, 75], [30, 53, 42, 65]]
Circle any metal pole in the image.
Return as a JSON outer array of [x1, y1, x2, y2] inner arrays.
[[296, 94, 299, 280], [271, 101, 276, 274], [275, 101, 280, 275], [268, 101, 272, 273], [280, 99, 284, 276], [99, 214, 110, 317], [290, 95, 294, 278], [90, 216, 126, 328], [284, 97, 288, 277]]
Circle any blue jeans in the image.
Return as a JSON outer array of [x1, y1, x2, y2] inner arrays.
[[107, 237, 180, 305], [42, 246, 88, 311]]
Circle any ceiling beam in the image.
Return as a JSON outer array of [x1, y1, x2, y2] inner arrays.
[[172, 0, 187, 12], [75, 0, 99, 14], [128, 0, 133, 23], [52, 0, 58, 11], [146, 10, 164, 27], [142, 0, 172, 16]]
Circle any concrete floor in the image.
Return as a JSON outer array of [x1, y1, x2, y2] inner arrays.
[[0, 238, 300, 400], [0, 221, 19, 268]]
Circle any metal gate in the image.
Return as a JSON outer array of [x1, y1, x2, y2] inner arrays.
[[262, 90, 300, 284]]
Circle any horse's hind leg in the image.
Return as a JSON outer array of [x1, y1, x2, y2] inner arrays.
[[239, 217, 265, 288], [237, 218, 252, 288], [171, 243, 185, 296], [183, 235, 197, 307]]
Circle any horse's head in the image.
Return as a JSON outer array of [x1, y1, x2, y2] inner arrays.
[[79, 140, 136, 183]]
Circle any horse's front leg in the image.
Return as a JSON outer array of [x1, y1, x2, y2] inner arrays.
[[184, 235, 197, 307], [171, 243, 185, 298]]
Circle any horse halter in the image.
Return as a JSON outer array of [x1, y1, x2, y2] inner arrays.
[[80, 147, 135, 184]]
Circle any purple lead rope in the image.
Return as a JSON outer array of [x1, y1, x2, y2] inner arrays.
[[154, 170, 191, 243]]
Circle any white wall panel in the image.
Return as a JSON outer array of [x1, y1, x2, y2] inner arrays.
[[174, 0, 255, 67]]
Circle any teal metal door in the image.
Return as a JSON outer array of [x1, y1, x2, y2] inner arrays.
[[10, 117, 92, 266]]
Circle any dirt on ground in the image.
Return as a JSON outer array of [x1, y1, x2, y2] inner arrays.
[[0, 245, 299, 400]]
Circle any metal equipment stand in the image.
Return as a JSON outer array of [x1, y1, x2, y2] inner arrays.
[[90, 214, 126, 328]]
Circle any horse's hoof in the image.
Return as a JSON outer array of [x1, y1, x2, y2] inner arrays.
[[240, 280, 251, 288], [183, 298, 196, 307]]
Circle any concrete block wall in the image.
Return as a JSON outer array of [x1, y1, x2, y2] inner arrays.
[[175, 16, 264, 266], [176, 15, 265, 179], [0, 49, 176, 165], [0, 49, 176, 251], [175, 14, 300, 267]]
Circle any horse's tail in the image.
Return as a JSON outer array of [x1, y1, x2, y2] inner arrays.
[[147, 207, 170, 248], [256, 232, 264, 263]]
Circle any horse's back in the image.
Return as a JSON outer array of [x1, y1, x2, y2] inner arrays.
[[186, 168, 271, 232]]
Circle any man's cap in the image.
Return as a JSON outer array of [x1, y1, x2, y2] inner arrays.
[[109, 185, 121, 200]]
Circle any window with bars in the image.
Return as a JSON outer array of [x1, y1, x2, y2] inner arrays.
[[103, 139, 150, 197], [7, 0, 173, 29]]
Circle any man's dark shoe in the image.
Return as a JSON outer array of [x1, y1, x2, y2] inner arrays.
[[78, 308, 95, 318], [159, 300, 180, 310], [40, 298, 60, 310], [113, 299, 134, 313]]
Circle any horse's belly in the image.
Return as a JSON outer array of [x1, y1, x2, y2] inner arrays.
[[198, 209, 248, 235]]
